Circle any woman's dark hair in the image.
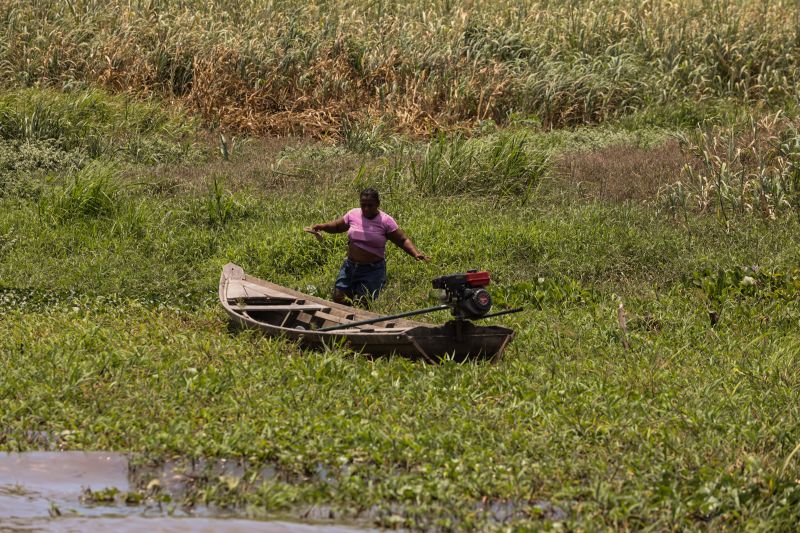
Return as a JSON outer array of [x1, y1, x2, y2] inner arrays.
[[360, 188, 380, 204]]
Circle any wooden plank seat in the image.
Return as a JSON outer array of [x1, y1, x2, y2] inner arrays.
[[312, 309, 358, 325], [232, 304, 331, 312]]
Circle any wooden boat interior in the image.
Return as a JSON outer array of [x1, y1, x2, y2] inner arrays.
[[224, 277, 416, 334]]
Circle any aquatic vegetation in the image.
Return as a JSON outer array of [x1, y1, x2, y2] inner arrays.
[[3, 161, 800, 528]]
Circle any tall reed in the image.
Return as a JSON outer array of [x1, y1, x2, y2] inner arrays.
[[661, 114, 800, 219], [2, 1, 797, 135]]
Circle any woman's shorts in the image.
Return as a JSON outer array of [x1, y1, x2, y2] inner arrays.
[[334, 258, 387, 300]]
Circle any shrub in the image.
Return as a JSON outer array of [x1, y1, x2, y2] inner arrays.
[[41, 162, 121, 222], [411, 131, 549, 203]]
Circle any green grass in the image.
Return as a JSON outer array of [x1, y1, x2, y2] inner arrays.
[[2, 126, 800, 528], [0, 88, 200, 162]]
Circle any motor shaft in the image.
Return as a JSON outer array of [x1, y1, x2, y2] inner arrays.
[[316, 304, 450, 332]]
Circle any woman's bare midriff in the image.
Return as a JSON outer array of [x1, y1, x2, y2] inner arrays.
[[348, 242, 383, 263]]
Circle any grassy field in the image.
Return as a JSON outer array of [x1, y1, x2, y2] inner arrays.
[[2, 0, 800, 530]]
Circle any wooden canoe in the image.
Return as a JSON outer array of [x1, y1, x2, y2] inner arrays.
[[219, 263, 515, 362]]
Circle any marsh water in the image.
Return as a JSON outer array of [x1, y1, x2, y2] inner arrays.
[[0, 452, 370, 532]]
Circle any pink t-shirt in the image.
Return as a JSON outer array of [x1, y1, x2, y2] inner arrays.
[[343, 208, 398, 259]]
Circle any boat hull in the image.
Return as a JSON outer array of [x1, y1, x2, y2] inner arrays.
[[220, 263, 514, 362]]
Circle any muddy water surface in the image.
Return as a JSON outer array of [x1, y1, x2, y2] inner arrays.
[[0, 452, 371, 532]]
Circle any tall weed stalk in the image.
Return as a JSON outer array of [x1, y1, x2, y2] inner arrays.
[[203, 175, 244, 228], [661, 114, 800, 220]]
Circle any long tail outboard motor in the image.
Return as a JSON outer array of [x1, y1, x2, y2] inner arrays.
[[432, 270, 493, 319], [318, 270, 521, 333]]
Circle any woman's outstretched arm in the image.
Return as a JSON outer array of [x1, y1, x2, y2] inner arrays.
[[312, 217, 348, 233], [388, 228, 430, 262]]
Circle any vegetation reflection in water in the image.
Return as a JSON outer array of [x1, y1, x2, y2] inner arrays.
[[0, 451, 372, 531]]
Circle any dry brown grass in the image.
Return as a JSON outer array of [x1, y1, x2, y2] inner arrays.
[[181, 43, 510, 138], [556, 140, 700, 202], [3, 1, 799, 137]]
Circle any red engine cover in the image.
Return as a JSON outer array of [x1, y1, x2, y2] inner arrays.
[[465, 271, 490, 287]]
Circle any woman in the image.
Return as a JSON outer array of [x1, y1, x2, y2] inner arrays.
[[308, 188, 429, 305]]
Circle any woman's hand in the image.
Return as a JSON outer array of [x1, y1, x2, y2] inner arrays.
[[414, 253, 431, 262], [303, 226, 324, 241], [306, 218, 348, 235]]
